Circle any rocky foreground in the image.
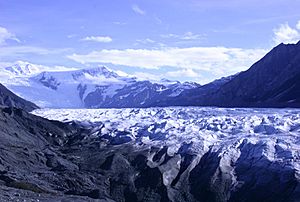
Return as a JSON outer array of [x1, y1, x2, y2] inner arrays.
[[0, 106, 300, 201]]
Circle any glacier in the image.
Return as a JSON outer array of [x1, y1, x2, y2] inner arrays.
[[32, 107, 300, 200], [32, 107, 300, 144]]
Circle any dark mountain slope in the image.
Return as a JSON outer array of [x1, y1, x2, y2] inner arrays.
[[206, 41, 300, 107], [0, 107, 94, 201], [0, 83, 39, 111], [259, 72, 300, 106], [154, 41, 300, 108], [148, 74, 237, 107]]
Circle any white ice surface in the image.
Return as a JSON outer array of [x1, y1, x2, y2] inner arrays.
[[32, 107, 300, 154], [32, 107, 300, 186]]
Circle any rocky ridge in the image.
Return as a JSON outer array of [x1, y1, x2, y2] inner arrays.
[[0, 83, 38, 111]]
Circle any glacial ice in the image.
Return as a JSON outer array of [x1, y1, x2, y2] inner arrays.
[[33, 107, 300, 156], [32, 107, 300, 199]]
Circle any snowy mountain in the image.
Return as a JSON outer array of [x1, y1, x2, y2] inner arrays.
[[0, 61, 76, 79], [2, 62, 200, 108], [149, 74, 238, 107], [4, 62, 40, 76]]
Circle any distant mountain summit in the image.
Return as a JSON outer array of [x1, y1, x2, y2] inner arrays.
[[3, 63, 200, 108], [4, 62, 40, 76]]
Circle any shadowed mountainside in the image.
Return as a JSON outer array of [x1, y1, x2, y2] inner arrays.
[[152, 41, 300, 108], [0, 83, 39, 111]]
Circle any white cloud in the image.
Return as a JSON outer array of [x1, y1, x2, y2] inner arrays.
[[0, 61, 13, 68], [67, 47, 267, 76], [11, 61, 78, 72], [166, 69, 199, 78], [133, 70, 208, 84], [136, 38, 155, 44], [113, 21, 127, 25], [161, 32, 203, 40], [81, 36, 112, 43], [114, 70, 129, 77], [0, 60, 78, 81], [181, 32, 203, 40], [154, 16, 163, 24], [297, 21, 300, 30], [273, 22, 300, 44], [67, 34, 77, 39], [133, 72, 162, 81], [135, 38, 166, 48], [132, 4, 146, 15], [0, 46, 51, 56], [0, 46, 71, 57], [0, 26, 20, 45]]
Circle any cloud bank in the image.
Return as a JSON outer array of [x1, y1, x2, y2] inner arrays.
[[81, 36, 113, 43], [273, 21, 300, 44], [67, 47, 267, 76], [0, 26, 20, 45], [161, 32, 203, 41], [132, 4, 146, 15]]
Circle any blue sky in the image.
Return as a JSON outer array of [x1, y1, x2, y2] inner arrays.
[[0, 0, 300, 84]]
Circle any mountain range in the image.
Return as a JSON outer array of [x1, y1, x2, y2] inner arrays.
[[1, 41, 300, 108], [1, 63, 200, 108], [0, 42, 300, 201]]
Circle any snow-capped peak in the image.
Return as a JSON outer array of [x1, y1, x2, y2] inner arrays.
[[160, 78, 179, 84], [3, 61, 80, 78], [5, 61, 41, 76], [182, 81, 201, 88], [73, 66, 121, 79], [3, 62, 201, 109]]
